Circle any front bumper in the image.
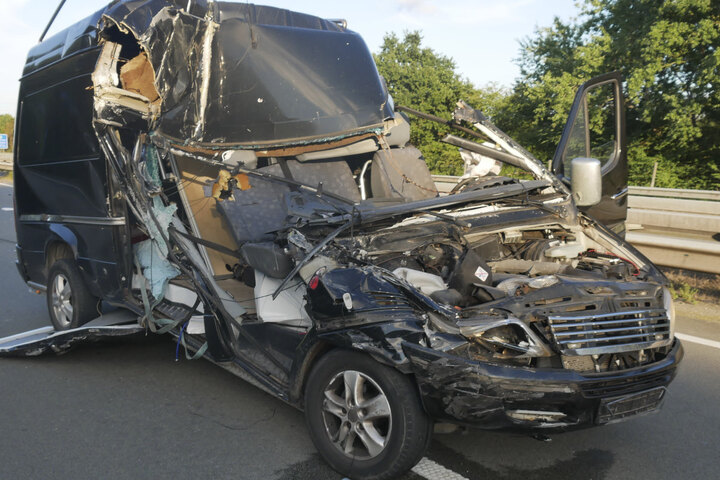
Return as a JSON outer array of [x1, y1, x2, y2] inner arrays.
[[403, 339, 683, 430]]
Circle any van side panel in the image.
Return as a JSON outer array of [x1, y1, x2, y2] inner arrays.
[[15, 49, 106, 216], [14, 46, 126, 300]]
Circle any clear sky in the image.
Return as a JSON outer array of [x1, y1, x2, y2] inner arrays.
[[0, 0, 578, 115]]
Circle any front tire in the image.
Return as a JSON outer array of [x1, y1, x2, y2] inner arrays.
[[304, 350, 431, 480], [47, 259, 99, 330]]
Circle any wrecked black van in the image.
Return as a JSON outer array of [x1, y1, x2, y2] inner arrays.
[[7, 1, 682, 479]]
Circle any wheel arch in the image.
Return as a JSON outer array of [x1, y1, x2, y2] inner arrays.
[[44, 225, 79, 274], [290, 338, 424, 412], [290, 339, 336, 406]]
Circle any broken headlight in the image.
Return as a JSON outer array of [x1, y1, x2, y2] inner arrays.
[[456, 313, 552, 362]]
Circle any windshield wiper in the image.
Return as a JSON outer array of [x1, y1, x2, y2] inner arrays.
[[417, 209, 472, 228], [356, 179, 551, 224]]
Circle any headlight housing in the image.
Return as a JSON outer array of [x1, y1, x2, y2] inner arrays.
[[662, 287, 676, 340], [457, 313, 552, 361]]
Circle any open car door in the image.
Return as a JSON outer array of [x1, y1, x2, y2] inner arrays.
[[552, 72, 628, 236]]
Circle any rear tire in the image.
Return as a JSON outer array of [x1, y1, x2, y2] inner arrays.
[[304, 350, 432, 480], [46, 259, 99, 330]]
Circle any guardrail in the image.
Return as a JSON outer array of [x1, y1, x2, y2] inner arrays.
[[432, 175, 720, 274], [0, 152, 12, 171], [626, 187, 720, 274]]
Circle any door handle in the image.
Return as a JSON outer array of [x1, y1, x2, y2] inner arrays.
[[611, 187, 628, 200]]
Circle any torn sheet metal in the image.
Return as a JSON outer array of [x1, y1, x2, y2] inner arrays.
[[0, 311, 143, 357], [102, 2, 208, 125], [100, 1, 392, 148]]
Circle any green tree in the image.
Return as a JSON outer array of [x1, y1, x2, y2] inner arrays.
[[0, 114, 14, 152], [374, 32, 505, 175], [498, 0, 720, 190]]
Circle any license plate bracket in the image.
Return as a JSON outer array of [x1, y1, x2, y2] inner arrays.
[[596, 386, 666, 424]]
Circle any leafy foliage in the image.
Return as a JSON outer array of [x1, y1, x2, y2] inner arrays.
[[498, 0, 720, 190], [374, 32, 506, 175], [0, 114, 13, 152]]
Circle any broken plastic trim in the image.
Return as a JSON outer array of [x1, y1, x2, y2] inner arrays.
[[272, 219, 357, 299], [459, 316, 553, 359]]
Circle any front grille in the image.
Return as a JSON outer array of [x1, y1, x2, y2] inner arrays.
[[580, 368, 673, 398], [548, 308, 672, 356]]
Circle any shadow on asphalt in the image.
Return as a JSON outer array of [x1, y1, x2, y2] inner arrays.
[[275, 439, 614, 480]]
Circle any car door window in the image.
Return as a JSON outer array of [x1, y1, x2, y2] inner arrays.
[[561, 81, 618, 178]]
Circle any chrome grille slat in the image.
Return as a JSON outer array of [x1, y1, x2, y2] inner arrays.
[[558, 330, 670, 344], [547, 307, 672, 356], [549, 316, 666, 329], [548, 308, 665, 322], [553, 323, 670, 338]]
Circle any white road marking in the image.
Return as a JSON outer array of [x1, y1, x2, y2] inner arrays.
[[676, 333, 720, 350], [2, 207, 12, 212], [0, 182, 11, 188], [412, 457, 470, 480]]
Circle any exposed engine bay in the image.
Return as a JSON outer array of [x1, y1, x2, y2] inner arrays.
[[267, 204, 675, 374]]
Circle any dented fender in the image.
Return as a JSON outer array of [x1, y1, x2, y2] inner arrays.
[[316, 320, 426, 374]]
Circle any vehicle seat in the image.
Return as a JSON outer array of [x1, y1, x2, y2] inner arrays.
[[215, 158, 361, 245], [286, 159, 362, 203], [214, 163, 290, 244], [370, 146, 437, 201]]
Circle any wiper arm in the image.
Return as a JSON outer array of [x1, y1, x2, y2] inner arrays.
[[442, 135, 528, 171], [239, 167, 356, 207], [357, 179, 550, 224], [418, 209, 472, 228]]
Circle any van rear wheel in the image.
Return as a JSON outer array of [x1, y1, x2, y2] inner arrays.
[[47, 259, 99, 330]]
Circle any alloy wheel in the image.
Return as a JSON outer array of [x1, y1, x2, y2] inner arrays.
[[321, 370, 392, 459], [51, 273, 73, 328]]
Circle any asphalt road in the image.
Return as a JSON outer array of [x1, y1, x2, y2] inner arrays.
[[1, 181, 719, 480]]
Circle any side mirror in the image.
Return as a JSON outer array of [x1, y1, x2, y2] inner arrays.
[[570, 157, 602, 206]]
